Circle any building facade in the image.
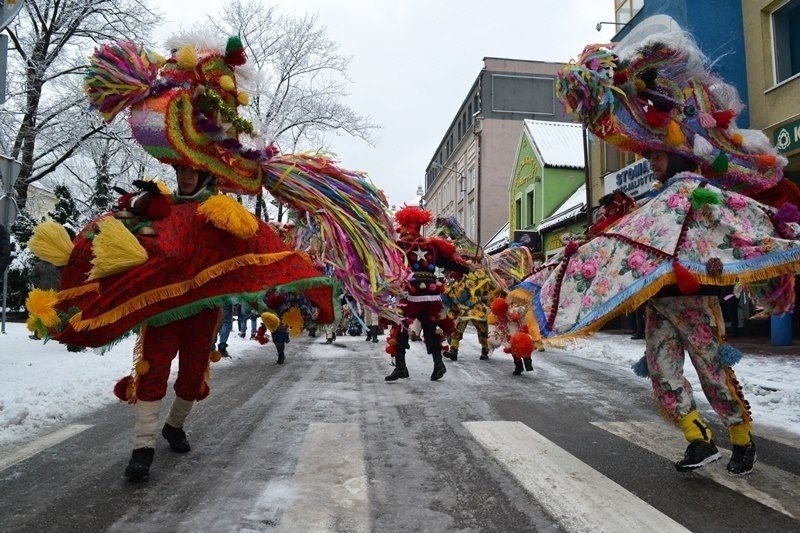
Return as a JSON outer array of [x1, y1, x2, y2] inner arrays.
[[422, 58, 572, 247]]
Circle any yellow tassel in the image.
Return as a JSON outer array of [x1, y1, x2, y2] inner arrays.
[[176, 45, 198, 69], [665, 120, 685, 146], [237, 91, 250, 106], [28, 221, 74, 266], [88, 217, 148, 280], [196, 194, 259, 239], [135, 359, 150, 375], [260, 311, 281, 332]]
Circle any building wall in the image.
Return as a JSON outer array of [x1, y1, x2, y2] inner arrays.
[[424, 58, 572, 246], [742, 0, 800, 179]]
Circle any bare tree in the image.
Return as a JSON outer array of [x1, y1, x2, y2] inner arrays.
[[206, 0, 379, 221], [1, 0, 160, 211]]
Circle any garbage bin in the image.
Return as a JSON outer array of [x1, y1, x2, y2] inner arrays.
[[770, 312, 793, 346]]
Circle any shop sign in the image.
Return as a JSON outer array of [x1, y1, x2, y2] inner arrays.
[[774, 118, 800, 154], [604, 158, 653, 198]]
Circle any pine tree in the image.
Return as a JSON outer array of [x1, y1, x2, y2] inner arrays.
[[48, 185, 80, 227]]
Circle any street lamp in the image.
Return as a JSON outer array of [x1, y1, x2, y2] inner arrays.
[[595, 21, 627, 32], [431, 162, 466, 193]]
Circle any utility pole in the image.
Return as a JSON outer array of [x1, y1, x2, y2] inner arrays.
[[0, 0, 27, 333]]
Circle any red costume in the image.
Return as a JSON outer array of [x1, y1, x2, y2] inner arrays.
[[385, 206, 469, 382]]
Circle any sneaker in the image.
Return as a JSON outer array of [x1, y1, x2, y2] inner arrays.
[[162, 423, 191, 453], [675, 440, 721, 471], [727, 440, 756, 475]]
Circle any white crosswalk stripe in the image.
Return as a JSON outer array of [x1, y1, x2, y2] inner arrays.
[[464, 420, 692, 533], [278, 422, 370, 533], [0, 424, 92, 472], [592, 420, 800, 519]]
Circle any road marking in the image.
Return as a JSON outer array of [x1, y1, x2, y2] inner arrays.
[[464, 421, 691, 533], [592, 420, 800, 519], [0, 424, 92, 472], [279, 422, 369, 533]]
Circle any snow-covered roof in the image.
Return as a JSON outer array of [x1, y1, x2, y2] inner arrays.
[[538, 184, 587, 232], [483, 221, 510, 254], [524, 120, 585, 169]]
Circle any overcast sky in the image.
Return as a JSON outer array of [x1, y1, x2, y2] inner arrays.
[[153, 0, 616, 208]]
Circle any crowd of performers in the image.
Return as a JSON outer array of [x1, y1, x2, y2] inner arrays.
[[23, 16, 800, 481]]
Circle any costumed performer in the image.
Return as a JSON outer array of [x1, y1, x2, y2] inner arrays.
[[384, 206, 470, 382], [26, 33, 403, 482], [515, 15, 800, 475]]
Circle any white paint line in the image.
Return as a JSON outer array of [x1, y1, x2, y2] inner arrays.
[[278, 422, 369, 533], [592, 420, 800, 519], [463, 420, 691, 533], [0, 424, 93, 472]]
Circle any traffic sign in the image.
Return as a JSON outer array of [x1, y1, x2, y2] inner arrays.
[[0, 154, 21, 191], [0, 193, 17, 225]]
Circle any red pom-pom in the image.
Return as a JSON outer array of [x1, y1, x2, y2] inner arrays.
[[395, 205, 433, 234], [510, 332, 535, 358], [711, 110, 735, 129], [645, 107, 670, 127], [673, 260, 700, 294], [613, 70, 628, 85], [113, 376, 133, 402], [386, 345, 397, 355], [491, 297, 509, 316], [255, 324, 269, 345]]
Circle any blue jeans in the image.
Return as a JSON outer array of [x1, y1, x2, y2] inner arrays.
[[217, 302, 233, 347], [238, 301, 258, 337]]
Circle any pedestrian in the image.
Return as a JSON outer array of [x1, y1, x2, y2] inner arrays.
[[384, 205, 469, 382], [215, 299, 234, 357], [237, 299, 259, 340], [364, 308, 381, 343]]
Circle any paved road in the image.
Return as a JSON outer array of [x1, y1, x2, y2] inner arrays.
[[1, 333, 798, 532]]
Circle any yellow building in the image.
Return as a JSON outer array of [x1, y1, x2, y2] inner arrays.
[[742, 1, 800, 180]]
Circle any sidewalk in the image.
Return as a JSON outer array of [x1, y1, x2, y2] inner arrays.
[[604, 329, 800, 357]]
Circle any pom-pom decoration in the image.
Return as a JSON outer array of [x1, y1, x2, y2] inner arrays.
[[25, 288, 61, 330], [224, 35, 247, 66], [260, 311, 281, 332], [395, 205, 434, 236], [718, 343, 743, 366], [175, 45, 198, 69], [706, 257, 723, 276], [28, 222, 74, 267], [631, 355, 649, 378], [510, 331, 534, 358], [196, 194, 259, 239], [83, 41, 164, 122], [491, 297, 509, 317]]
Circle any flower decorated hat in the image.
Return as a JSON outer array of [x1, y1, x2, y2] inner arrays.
[[556, 15, 787, 196]]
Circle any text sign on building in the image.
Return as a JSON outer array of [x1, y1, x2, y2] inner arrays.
[[774, 118, 800, 155], [604, 158, 654, 198]]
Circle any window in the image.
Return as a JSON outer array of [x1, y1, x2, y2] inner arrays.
[[458, 207, 464, 230], [615, 0, 642, 25], [467, 166, 476, 191], [773, 0, 800, 84], [515, 198, 522, 230], [526, 190, 534, 226], [468, 199, 475, 239]]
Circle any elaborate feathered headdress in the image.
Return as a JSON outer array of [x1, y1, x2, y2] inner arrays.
[[556, 15, 786, 196]]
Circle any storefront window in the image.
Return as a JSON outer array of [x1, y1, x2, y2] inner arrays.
[[773, 0, 800, 84]]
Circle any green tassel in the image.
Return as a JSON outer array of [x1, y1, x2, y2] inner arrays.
[[711, 152, 729, 174], [691, 187, 721, 210]]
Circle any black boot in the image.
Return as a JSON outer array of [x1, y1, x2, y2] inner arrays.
[[124, 447, 154, 481], [371, 325, 380, 343], [523, 358, 533, 372], [385, 353, 409, 381], [430, 352, 447, 381], [162, 423, 191, 453], [443, 347, 458, 361], [365, 330, 372, 341], [480, 347, 489, 360], [513, 359, 524, 375], [276, 345, 285, 364]]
